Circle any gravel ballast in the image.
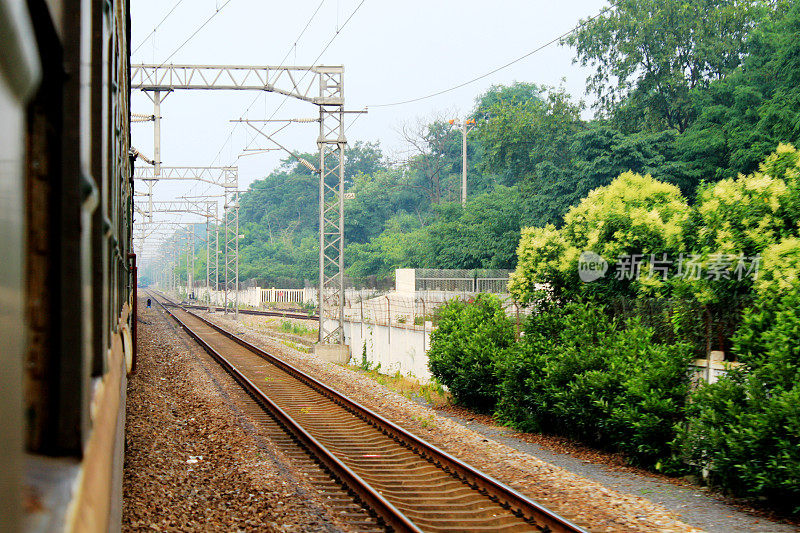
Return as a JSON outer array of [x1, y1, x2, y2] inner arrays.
[[122, 299, 354, 532]]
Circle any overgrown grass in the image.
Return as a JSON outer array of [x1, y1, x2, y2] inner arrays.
[[279, 319, 314, 336], [350, 356, 451, 408], [279, 339, 311, 353]]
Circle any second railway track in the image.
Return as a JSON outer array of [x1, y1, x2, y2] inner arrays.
[[149, 291, 586, 533]]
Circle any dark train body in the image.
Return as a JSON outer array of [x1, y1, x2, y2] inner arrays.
[[1, 0, 134, 531]]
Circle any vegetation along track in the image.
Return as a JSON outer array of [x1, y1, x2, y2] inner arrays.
[[149, 291, 586, 533]]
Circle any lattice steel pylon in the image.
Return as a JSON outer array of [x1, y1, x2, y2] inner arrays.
[[134, 219, 219, 311], [318, 93, 346, 344], [132, 64, 351, 344], [222, 188, 239, 318], [133, 199, 218, 302], [132, 166, 236, 312]]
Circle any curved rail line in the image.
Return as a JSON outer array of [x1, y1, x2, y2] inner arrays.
[[149, 291, 587, 533]]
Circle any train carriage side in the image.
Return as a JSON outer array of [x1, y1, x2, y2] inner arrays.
[[0, 0, 134, 531]]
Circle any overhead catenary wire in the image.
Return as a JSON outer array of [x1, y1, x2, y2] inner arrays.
[[368, 1, 616, 108], [206, 0, 330, 171], [233, 0, 368, 161], [158, 0, 236, 67], [132, 0, 187, 56], [210, 0, 367, 172]]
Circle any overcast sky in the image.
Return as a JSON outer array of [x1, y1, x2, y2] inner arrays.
[[131, 0, 608, 253]]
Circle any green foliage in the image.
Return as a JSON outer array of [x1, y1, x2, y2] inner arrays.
[[420, 186, 523, 269], [679, 2, 800, 181], [509, 171, 690, 304], [477, 83, 583, 181], [563, 171, 689, 268], [755, 237, 800, 297], [279, 320, 313, 336], [566, 126, 690, 196], [508, 224, 577, 305], [345, 213, 428, 278], [691, 171, 793, 258], [359, 342, 375, 372], [564, 0, 763, 132], [344, 168, 426, 245], [235, 143, 387, 286], [495, 303, 693, 468], [427, 295, 514, 412], [678, 283, 800, 510], [345, 186, 524, 278], [670, 145, 799, 318], [475, 83, 586, 226]]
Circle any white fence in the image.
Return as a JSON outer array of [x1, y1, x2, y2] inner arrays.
[[396, 268, 512, 294], [175, 286, 316, 307]]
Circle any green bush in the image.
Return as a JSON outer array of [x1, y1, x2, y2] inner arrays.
[[427, 295, 514, 412], [497, 302, 693, 469], [678, 285, 800, 511]]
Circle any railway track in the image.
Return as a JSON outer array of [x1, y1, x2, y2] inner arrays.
[[181, 302, 317, 321], [149, 291, 586, 533]]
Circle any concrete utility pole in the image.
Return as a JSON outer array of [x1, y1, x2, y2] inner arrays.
[[449, 118, 477, 206]]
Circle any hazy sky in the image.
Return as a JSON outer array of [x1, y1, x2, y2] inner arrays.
[[131, 0, 608, 252]]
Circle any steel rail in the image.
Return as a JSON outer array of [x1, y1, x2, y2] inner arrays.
[[152, 290, 587, 533], [152, 292, 422, 533], [181, 302, 318, 321]]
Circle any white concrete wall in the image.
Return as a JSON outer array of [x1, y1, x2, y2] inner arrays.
[[326, 318, 434, 382], [395, 268, 415, 295]]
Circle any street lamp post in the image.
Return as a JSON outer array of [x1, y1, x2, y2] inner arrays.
[[450, 117, 477, 207]]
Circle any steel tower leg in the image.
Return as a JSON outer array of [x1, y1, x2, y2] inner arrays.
[[317, 100, 346, 345]]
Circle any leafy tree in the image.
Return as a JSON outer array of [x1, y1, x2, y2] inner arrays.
[[568, 126, 689, 195], [344, 140, 386, 181], [476, 83, 583, 183], [679, 276, 800, 511], [564, 0, 765, 133], [345, 186, 524, 277], [508, 224, 577, 305], [399, 115, 471, 205], [418, 186, 523, 270], [678, 1, 800, 180], [509, 171, 690, 304], [345, 213, 428, 278], [344, 167, 427, 245], [521, 126, 690, 224], [669, 145, 800, 351]]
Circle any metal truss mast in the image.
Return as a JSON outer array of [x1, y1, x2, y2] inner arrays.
[[132, 63, 350, 345], [132, 166, 236, 314]]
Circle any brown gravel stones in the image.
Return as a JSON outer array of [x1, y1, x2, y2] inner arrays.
[[122, 300, 351, 532]]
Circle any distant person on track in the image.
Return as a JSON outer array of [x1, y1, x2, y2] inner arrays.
[[146, 298, 151, 308]]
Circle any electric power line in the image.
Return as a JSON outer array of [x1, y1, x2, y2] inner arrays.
[[210, 0, 367, 173], [132, 0, 187, 56], [278, 0, 327, 68], [158, 0, 236, 67], [235, 0, 368, 159], [206, 0, 330, 170], [368, 1, 615, 108]]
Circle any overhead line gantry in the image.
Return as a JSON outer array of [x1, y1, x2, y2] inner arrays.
[[131, 62, 352, 348]]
